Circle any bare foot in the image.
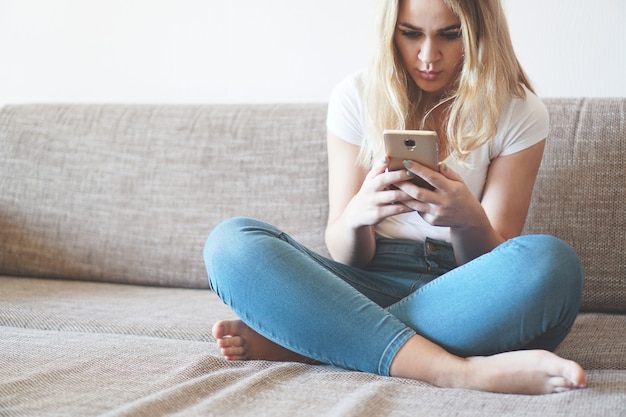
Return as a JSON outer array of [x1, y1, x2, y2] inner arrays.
[[390, 335, 587, 395], [212, 320, 315, 364], [213, 322, 587, 395], [465, 350, 588, 395]]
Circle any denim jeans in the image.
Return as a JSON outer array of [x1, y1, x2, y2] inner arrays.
[[204, 217, 583, 376]]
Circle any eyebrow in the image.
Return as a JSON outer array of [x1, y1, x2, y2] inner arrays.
[[397, 22, 462, 32]]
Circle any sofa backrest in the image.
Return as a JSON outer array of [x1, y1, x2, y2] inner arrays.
[[0, 104, 330, 289], [0, 100, 624, 312], [524, 98, 625, 312]]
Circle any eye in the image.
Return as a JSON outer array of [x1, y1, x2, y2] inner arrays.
[[440, 30, 462, 41], [400, 30, 423, 40]]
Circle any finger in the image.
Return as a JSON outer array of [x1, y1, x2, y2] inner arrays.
[[373, 166, 413, 193], [394, 180, 438, 205], [402, 160, 439, 190], [376, 187, 412, 206], [391, 200, 416, 212], [369, 156, 389, 178], [378, 200, 416, 218], [373, 188, 421, 216], [438, 162, 462, 181]]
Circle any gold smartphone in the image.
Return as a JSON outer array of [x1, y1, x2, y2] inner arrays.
[[383, 129, 439, 190]]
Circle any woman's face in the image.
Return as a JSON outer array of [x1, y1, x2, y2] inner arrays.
[[394, 0, 465, 99]]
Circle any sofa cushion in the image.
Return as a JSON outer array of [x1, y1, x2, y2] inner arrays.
[[0, 101, 624, 312], [0, 104, 329, 289], [1, 276, 625, 417], [3, 325, 625, 417], [524, 99, 626, 312], [1, 276, 624, 370]]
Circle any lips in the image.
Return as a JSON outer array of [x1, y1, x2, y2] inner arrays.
[[418, 70, 441, 81]]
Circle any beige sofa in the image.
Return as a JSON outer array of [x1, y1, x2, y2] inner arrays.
[[0, 100, 624, 416]]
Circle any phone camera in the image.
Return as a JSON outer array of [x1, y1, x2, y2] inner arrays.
[[404, 138, 416, 150]]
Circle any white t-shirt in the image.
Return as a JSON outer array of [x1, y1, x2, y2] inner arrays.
[[326, 71, 549, 243]]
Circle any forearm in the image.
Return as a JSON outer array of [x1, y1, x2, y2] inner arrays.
[[449, 142, 546, 265], [449, 217, 505, 265], [325, 214, 377, 267]]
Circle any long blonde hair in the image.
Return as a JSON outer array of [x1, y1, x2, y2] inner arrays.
[[361, 0, 533, 167]]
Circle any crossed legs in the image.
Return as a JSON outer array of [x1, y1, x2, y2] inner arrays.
[[205, 218, 587, 395]]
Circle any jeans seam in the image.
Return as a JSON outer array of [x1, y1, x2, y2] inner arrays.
[[378, 328, 416, 376]]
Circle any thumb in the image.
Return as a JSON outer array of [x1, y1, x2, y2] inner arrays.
[[439, 162, 462, 181]]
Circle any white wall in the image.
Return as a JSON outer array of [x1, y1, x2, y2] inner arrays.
[[0, 0, 624, 106], [0, 0, 376, 105], [503, 0, 626, 98]]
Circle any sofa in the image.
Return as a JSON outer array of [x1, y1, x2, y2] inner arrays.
[[0, 99, 624, 417]]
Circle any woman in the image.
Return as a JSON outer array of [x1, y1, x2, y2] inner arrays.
[[204, 0, 587, 394]]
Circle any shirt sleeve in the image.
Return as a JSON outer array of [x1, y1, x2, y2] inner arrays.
[[326, 71, 366, 146], [490, 88, 550, 158]]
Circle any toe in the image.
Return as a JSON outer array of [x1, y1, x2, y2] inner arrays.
[[212, 319, 248, 340], [218, 335, 244, 348], [221, 345, 248, 360], [565, 364, 588, 388], [212, 320, 229, 339], [541, 354, 587, 392], [548, 376, 576, 393], [548, 357, 587, 388]]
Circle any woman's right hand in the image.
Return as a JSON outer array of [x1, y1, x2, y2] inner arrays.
[[343, 157, 416, 229], [325, 132, 414, 266]]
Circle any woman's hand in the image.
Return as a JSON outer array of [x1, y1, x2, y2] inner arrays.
[[395, 139, 545, 266], [342, 157, 417, 229], [395, 160, 498, 265], [326, 132, 418, 266], [395, 160, 488, 230]]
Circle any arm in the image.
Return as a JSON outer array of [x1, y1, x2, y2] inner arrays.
[[398, 139, 546, 264], [324, 131, 415, 267], [325, 131, 375, 266], [457, 139, 545, 260]]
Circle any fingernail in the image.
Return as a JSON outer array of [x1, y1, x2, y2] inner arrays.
[[442, 163, 448, 171], [406, 170, 416, 177], [402, 160, 412, 169]]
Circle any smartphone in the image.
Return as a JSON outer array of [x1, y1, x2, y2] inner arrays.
[[383, 129, 439, 190]]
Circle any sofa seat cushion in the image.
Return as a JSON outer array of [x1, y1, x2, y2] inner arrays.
[[1, 277, 625, 416], [1, 276, 624, 369], [2, 326, 625, 417], [0, 276, 236, 342]]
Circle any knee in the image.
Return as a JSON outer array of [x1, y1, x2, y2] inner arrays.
[[204, 217, 259, 284], [203, 217, 278, 286], [514, 234, 584, 303], [204, 216, 269, 258], [526, 235, 583, 280], [205, 218, 241, 261], [205, 216, 253, 251]]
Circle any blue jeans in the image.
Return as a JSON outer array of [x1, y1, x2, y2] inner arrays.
[[204, 217, 583, 376]]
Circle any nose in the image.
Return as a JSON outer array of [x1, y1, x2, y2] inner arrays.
[[418, 37, 441, 65]]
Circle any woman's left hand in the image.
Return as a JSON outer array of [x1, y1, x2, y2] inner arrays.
[[396, 140, 545, 265], [394, 160, 489, 230]]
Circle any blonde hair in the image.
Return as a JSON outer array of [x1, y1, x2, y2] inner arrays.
[[361, 0, 533, 167]]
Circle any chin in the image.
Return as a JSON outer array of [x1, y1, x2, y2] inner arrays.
[[417, 85, 448, 100]]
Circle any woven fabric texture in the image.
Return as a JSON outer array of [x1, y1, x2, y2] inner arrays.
[[1, 277, 625, 417], [524, 98, 626, 311], [0, 100, 624, 310], [0, 101, 625, 416], [0, 104, 329, 289]]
